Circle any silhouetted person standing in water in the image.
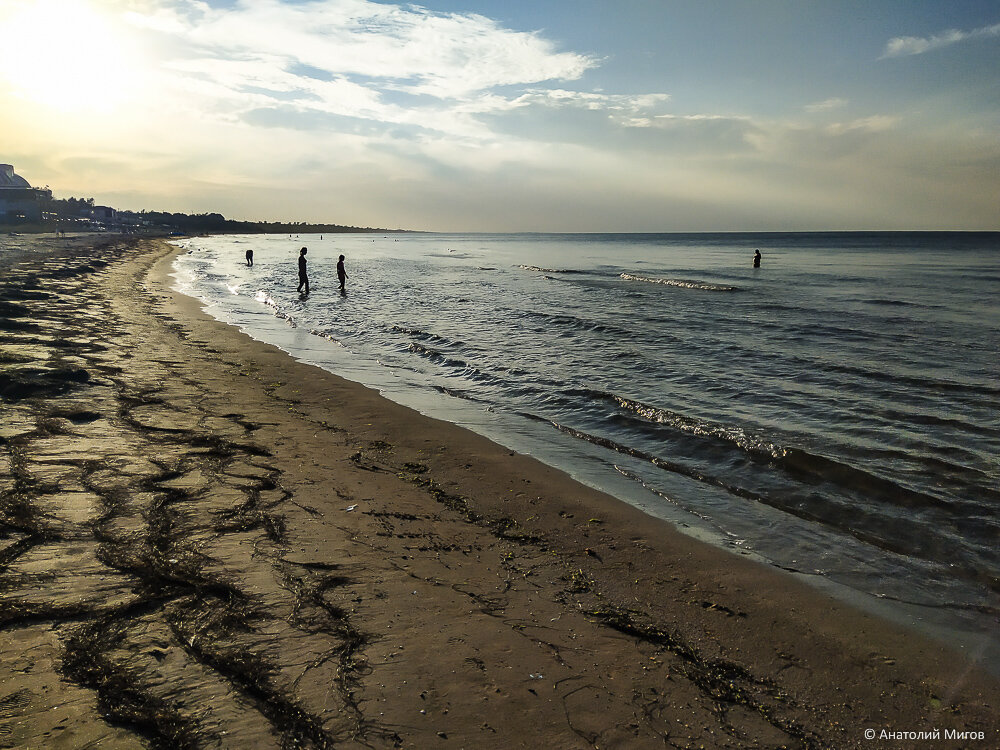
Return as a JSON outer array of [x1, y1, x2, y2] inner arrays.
[[246, 248, 253, 266], [297, 247, 309, 293], [337, 254, 348, 292], [753, 249, 761, 268]]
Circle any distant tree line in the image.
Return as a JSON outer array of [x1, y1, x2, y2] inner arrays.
[[132, 210, 390, 234], [38, 195, 396, 234], [48, 196, 95, 217]]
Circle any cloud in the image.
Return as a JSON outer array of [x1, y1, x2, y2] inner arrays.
[[743, 114, 900, 162], [824, 115, 898, 135], [6, 1, 997, 231], [804, 97, 847, 113], [881, 22, 1000, 58], [513, 89, 671, 111], [129, 0, 597, 100], [437, 88, 682, 149], [114, 0, 612, 144]]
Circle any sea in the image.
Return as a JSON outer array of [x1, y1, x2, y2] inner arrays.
[[171, 231, 1000, 665]]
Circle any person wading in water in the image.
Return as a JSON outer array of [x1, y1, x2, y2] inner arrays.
[[297, 247, 309, 293], [337, 254, 348, 292]]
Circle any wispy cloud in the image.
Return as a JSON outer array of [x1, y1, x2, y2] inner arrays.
[[130, 0, 598, 100], [881, 22, 1000, 58], [518, 89, 668, 107], [509, 89, 671, 121], [825, 115, 898, 135], [804, 97, 847, 113], [116, 0, 619, 143]]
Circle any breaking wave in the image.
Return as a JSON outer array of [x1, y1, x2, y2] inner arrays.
[[517, 265, 587, 274], [620, 273, 738, 291], [593, 391, 787, 458]]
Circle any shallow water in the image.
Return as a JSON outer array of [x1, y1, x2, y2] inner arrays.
[[172, 231, 1000, 655]]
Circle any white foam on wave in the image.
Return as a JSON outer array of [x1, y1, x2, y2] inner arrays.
[[620, 272, 737, 291], [611, 393, 787, 458], [518, 264, 582, 274]]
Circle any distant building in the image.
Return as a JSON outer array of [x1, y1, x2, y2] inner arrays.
[[0, 164, 51, 222], [91, 205, 116, 222]]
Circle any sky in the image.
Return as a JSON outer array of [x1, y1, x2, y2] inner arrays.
[[0, 0, 998, 231]]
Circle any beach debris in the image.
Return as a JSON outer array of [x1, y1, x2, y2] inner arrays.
[[344, 504, 357, 512], [529, 673, 543, 679]]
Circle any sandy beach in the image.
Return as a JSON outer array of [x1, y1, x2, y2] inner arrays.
[[1, 234, 997, 749]]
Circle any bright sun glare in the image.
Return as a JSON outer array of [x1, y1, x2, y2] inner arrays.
[[0, 0, 141, 113]]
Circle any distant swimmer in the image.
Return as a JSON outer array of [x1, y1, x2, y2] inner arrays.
[[297, 247, 309, 293], [246, 248, 253, 267], [753, 249, 761, 268], [337, 254, 348, 292]]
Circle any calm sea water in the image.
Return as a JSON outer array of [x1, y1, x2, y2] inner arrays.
[[172, 232, 1000, 657]]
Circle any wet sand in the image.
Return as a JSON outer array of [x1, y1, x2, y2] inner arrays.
[[1, 234, 997, 749]]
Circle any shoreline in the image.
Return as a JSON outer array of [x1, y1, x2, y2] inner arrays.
[[171, 232, 999, 670], [1, 234, 997, 748]]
